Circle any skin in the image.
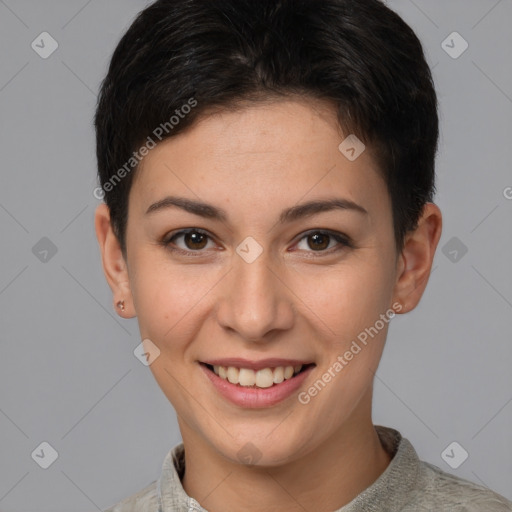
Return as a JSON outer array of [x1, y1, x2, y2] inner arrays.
[[95, 98, 442, 512]]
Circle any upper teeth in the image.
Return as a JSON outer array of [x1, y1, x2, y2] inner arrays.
[[213, 365, 303, 388]]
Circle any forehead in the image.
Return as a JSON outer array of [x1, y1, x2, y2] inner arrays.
[[129, 98, 389, 224]]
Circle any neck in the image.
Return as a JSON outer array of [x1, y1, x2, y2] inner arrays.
[[179, 411, 391, 512]]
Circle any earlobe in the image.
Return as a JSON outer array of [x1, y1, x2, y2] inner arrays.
[[94, 203, 135, 318], [392, 202, 442, 313]]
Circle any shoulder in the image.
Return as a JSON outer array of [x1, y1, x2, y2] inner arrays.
[[103, 480, 158, 512], [372, 426, 512, 512], [408, 460, 512, 511]]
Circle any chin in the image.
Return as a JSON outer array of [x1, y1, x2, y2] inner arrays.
[[209, 429, 310, 468]]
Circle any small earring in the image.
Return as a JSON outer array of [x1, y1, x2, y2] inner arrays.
[[116, 300, 125, 312]]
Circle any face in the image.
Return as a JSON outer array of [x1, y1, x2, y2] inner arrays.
[[96, 98, 437, 467]]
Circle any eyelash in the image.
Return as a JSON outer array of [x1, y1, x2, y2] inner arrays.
[[161, 228, 353, 257]]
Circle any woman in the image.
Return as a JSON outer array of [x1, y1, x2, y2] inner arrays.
[[94, 0, 512, 510]]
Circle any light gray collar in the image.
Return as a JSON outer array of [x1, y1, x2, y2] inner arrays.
[[157, 426, 421, 512]]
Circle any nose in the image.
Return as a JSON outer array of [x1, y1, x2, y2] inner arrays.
[[215, 249, 295, 343]]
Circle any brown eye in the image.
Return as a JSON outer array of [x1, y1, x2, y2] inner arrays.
[[164, 229, 214, 252], [295, 230, 352, 254], [307, 232, 330, 251], [183, 231, 208, 250]]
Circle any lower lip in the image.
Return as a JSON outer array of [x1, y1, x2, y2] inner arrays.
[[199, 363, 315, 408]]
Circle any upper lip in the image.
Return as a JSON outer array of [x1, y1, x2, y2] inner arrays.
[[201, 358, 315, 371]]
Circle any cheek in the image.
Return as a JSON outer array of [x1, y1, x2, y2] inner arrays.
[[290, 260, 393, 341], [129, 254, 221, 341]]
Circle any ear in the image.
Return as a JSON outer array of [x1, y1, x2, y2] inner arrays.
[[94, 203, 135, 318], [392, 202, 442, 314]]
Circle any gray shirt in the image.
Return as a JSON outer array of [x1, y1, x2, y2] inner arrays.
[[104, 426, 512, 511]]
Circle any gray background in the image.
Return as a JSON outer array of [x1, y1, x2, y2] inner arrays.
[[0, 0, 511, 510]]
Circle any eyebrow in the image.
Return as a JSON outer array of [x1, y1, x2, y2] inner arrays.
[[145, 195, 368, 223]]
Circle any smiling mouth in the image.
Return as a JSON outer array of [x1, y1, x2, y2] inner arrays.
[[202, 362, 316, 389]]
